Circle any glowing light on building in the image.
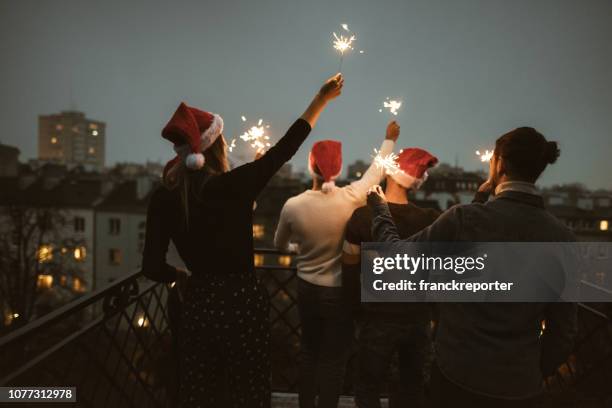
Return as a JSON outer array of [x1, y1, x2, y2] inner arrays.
[[253, 224, 265, 239], [74, 246, 86, 261], [278, 255, 292, 267], [600, 220, 609, 231], [37, 245, 53, 263], [254, 254, 264, 267], [37, 274, 54, 289]]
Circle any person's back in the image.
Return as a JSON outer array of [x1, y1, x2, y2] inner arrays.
[[282, 186, 379, 286], [367, 127, 578, 406], [432, 190, 576, 398], [274, 122, 399, 408]]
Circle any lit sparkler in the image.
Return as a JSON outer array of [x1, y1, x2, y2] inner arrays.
[[239, 117, 272, 153], [475, 149, 493, 162], [332, 24, 356, 72], [372, 149, 401, 175], [228, 138, 237, 153], [378, 98, 402, 116]]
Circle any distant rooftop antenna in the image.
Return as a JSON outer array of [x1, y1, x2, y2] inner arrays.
[[454, 153, 459, 169]]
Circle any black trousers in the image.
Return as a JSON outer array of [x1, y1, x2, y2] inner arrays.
[[297, 278, 353, 408], [429, 364, 536, 408], [355, 318, 431, 408], [178, 274, 271, 408]]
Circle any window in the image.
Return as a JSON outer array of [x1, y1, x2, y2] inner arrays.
[[37, 245, 53, 263], [109, 218, 121, 235], [37, 274, 53, 289], [600, 220, 609, 231], [72, 277, 86, 293], [74, 216, 85, 232], [253, 224, 264, 239], [51, 136, 58, 144], [73, 246, 86, 261], [88, 147, 95, 155], [254, 254, 264, 266], [109, 249, 122, 265]]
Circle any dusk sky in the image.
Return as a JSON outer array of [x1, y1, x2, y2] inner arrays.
[[1, 0, 611, 189]]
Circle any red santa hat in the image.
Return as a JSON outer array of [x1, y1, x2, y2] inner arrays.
[[308, 140, 342, 193], [162, 102, 224, 171], [390, 147, 438, 189]]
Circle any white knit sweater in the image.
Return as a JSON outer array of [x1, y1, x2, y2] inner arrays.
[[274, 139, 394, 287]]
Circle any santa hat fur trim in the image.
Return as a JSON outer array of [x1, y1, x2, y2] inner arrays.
[[162, 102, 224, 170], [390, 148, 438, 189]]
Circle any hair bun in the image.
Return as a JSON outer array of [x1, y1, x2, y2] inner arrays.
[[544, 141, 560, 164]]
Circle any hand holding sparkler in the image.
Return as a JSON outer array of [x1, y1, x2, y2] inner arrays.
[[385, 121, 400, 141], [318, 73, 344, 102], [367, 185, 388, 206], [300, 74, 344, 128]]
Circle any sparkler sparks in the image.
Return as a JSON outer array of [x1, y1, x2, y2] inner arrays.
[[332, 24, 357, 72], [228, 138, 237, 153], [239, 116, 272, 153], [475, 149, 494, 162], [379, 98, 402, 116], [372, 149, 401, 175]]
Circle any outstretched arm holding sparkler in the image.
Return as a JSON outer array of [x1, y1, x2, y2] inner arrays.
[[228, 74, 344, 200], [345, 121, 400, 200]]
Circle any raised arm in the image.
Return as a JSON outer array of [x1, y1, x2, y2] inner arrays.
[[230, 74, 344, 199], [346, 121, 399, 198], [367, 185, 462, 243]]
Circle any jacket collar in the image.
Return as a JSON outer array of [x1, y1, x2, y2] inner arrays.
[[492, 189, 545, 208]]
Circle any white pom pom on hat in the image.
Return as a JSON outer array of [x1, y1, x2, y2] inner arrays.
[[321, 181, 336, 193], [185, 152, 205, 169]]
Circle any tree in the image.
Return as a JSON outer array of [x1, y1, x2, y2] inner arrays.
[[0, 204, 87, 332]]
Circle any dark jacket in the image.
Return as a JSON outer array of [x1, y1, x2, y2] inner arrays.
[[368, 189, 578, 399], [142, 119, 311, 282]]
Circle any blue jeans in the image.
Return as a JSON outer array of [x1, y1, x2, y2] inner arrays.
[[297, 278, 353, 408]]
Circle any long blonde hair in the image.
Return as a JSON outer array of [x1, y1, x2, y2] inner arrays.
[[163, 136, 229, 227]]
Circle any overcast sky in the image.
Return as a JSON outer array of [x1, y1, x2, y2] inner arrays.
[[1, 0, 611, 189]]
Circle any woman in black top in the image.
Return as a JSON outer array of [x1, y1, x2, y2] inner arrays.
[[142, 74, 343, 408]]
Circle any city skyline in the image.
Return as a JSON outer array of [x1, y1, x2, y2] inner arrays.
[[1, 0, 611, 189]]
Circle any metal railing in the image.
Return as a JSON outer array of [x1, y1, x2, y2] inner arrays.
[[0, 249, 611, 407]]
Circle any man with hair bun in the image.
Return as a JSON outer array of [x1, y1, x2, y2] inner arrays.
[[367, 127, 577, 408]]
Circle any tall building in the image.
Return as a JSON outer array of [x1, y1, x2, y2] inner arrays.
[[38, 110, 106, 170]]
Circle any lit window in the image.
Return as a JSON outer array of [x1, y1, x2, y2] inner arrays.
[[254, 254, 264, 266], [74, 246, 86, 261], [278, 255, 292, 267], [356, 172, 362, 177], [89, 123, 98, 130], [109, 249, 122, 265], [92, 130, 98, 136], [51, 137, 58, 144], [73, 277, 86, 292], [37, 274, 54, 289], [88, 147, 95, 154], [55, 124, 63, 131], [600, 220, 609, 231], [253, 224, 265, 239], [37, 245, 53, 263], [72, 126, 80, 133]]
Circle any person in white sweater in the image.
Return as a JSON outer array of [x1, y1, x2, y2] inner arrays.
[[273, 121, 400, 408]]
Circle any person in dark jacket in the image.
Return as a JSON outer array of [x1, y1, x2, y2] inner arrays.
[[366, 127, 577, 408], [141, 74, 344, 408], [342, 147, 440, 408]]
